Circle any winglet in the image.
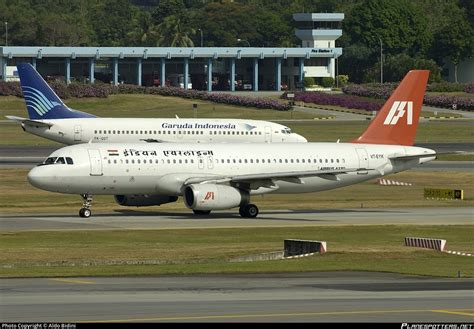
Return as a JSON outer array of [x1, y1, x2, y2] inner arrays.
[[352, 70, 429, 146]]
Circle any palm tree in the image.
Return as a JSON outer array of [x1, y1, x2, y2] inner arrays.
[[127, 12, 160, 46], [156, 15, 195, 47]]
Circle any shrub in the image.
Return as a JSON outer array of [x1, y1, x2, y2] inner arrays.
[[336, 75, 349, 86], [426, 82, 468, 93], [0, 81, 22, 97], [465, 84, 474, 94], [303, 77, 315, 87], [321, 77, 334, 88]]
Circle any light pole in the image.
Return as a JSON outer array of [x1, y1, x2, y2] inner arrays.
[[237, 38, 250, 47], [4, 22, 7, 47], [197, 28, 203, 47], [379, 37, 383, 84]]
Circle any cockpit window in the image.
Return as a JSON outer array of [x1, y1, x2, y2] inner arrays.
[[39, 156, 73, 166], [281, 128, 292, 135], [44, 157, 57, 165]]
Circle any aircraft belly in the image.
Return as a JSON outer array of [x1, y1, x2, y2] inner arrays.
[[62, 175, 158, 195], [272, 173, 379, 194]]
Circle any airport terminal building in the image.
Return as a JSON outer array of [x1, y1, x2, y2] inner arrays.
[[0, 13, 343, 91]]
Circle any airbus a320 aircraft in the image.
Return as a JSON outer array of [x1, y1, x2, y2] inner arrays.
[[27, 70, 436, 218], [7, 63, 306, 144]]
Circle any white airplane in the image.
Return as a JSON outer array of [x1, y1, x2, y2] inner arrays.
[[6, 63, 306, 144], [27, 70, 436, 218]]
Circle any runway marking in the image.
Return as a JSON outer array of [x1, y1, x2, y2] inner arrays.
[[50, 278, 95, 285], [432, 309, 474, 317], [85, 309, 472, 322]]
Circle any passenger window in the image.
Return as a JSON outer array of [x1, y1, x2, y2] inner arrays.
[[108, 160, 111, 164], [66, 157, 73, 165], [331, 159, 334, 163], [126, 159, 129, 164], [94, 130, 97, 134], [137, 160, 141, 164], [167, 159, 170, 164], [131, 160, 135, 164], [113, 159, 117, 164]]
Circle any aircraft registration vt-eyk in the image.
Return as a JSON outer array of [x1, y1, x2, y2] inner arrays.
[[27, 70, 436, 218]]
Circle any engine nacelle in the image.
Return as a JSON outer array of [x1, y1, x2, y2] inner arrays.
[[114, 194, 178, 207], [183, 184, 249, 211]]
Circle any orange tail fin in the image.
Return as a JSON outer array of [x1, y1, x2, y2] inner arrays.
[[352, 70, 429, 146]]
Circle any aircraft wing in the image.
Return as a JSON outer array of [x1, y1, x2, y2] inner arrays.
[[184, 168, 364, 189], [6, 115, 53, 127]]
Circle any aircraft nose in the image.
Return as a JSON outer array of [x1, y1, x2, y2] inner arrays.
[[297, 134, 308, 143], [27, 166, 49, 190]]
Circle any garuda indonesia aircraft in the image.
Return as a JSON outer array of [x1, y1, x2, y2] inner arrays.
[[27, 70, 436, 218], [7, 63, 306, 144]]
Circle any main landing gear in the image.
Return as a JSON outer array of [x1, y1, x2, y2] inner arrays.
[[239, 204, 259, 218], [79, 194, 93, 218]]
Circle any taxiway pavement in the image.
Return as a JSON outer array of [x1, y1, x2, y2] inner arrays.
[[1, 207, 472, 231], [1, 272, 472, 322]]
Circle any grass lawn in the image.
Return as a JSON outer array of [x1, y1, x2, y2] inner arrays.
[[1, 169, 472, 214], [0, 225, 472, 278], [1, 94, 473, 145]]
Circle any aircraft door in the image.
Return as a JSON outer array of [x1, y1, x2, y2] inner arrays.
[[88, 149, 103, 176], [265, 126, 272, 143], [356, 148, 369, 175], [74, 125, 82, 141]]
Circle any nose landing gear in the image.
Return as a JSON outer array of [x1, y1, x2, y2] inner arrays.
[[79, 194, 93, 218]]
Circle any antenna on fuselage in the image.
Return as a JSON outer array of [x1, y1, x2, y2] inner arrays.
[[175, 114, 180, 119]]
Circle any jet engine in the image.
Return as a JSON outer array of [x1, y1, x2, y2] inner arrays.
[[183, 184, 249, 211], [114, 194, 178, 207]]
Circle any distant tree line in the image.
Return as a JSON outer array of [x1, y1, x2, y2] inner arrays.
[[0, 0, 472, 83]]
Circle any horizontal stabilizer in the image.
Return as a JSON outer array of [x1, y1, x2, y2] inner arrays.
[[388, 153, 437, 160], [5, 115, 53, 127]]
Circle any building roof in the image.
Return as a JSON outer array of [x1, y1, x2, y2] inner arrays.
[[1, 46, 342, 59], [293, 13, 344, 22]]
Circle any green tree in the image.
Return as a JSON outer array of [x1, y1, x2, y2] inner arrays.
[[345, 0, 431, 56], [152, 0, 186, 24], [432, 5, 474, 82], [127, 11, 160, 46], [156, 15, 195, 47]]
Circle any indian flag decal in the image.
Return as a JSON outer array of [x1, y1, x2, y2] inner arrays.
[[108, 149, 119, 156]]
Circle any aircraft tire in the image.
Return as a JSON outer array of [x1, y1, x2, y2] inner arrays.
[[240, 204, 259, 218], [193, 210, 211, 215], [79, 208, 91, 218]]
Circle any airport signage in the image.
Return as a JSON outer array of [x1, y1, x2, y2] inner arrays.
[[424, 188, 463, 200]]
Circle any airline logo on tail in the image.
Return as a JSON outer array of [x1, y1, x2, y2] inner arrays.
[[383, 101, 413, 125], [22, 86, 61, 117]]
